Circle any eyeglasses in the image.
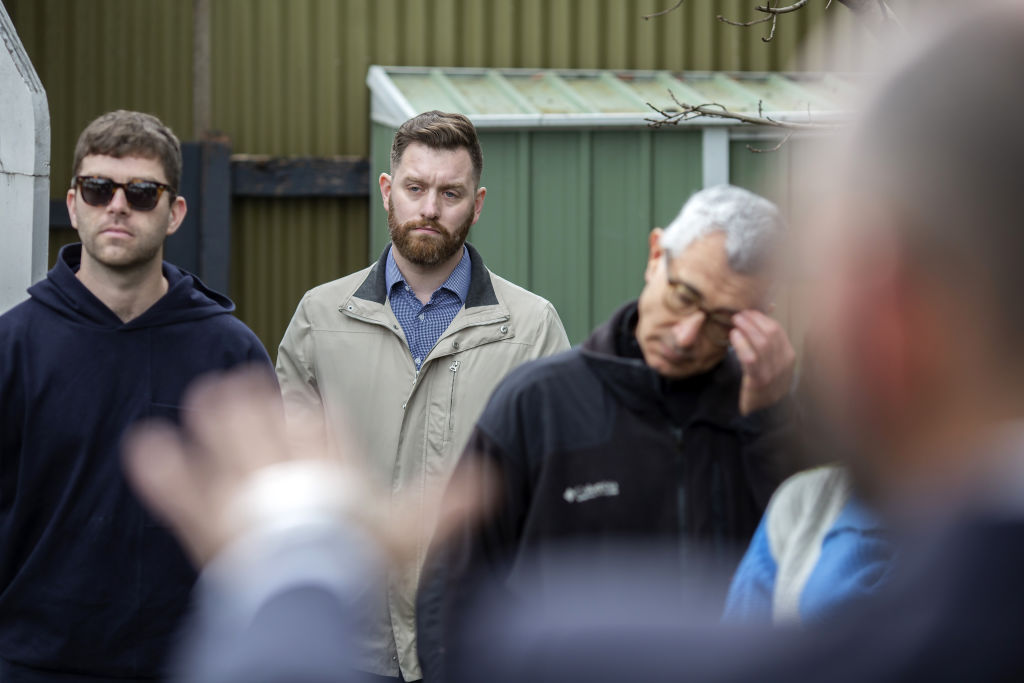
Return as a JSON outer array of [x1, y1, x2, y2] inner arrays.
[[73, 176, 175, 212], [664, 277, 737, 348]]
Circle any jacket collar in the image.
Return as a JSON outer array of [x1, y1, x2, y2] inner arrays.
[[580, 300, 749, 430], [353, 242, 498, 308]]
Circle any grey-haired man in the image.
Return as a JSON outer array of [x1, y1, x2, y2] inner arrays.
[[417, 184, 802, 681]]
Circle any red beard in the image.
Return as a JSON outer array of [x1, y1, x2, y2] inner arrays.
[[387, 198, 473, 267]]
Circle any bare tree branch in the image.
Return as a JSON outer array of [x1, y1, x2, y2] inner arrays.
[[746, 132, 795, 153], [716, 13, 774, 28], [715, 0, 811, 43], [643, 0, 686, 21], [645, 91, 839, 131], [764, 13, 779, 42], [755, 0, 810, 15], [640, 0, 894, 150], [645, 0, 902, 43]]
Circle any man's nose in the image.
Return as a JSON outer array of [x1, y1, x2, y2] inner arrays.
[[106, 187, 130, 214], [671, 311, 705, 349], [420, 192, 441, 220]]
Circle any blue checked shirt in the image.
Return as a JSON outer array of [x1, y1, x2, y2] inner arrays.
[[385, 246, 472, 371]]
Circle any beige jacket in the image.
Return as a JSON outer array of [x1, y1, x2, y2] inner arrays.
[[275, 244, 569, 679]]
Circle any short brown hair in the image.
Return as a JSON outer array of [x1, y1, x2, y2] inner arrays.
[[71, 110, 182, 191], [390, 111, 483, 184]]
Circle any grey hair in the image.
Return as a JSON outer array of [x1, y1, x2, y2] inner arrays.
[[660, 185, 785, 274]]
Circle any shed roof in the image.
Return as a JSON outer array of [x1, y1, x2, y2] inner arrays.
[[368, 66, 855, 130]]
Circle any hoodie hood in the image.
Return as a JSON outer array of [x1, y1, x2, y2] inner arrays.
[[28, 243, 235, 329]]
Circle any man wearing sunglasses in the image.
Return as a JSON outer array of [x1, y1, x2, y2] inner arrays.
[[0, 110, 272, 681], [417, 184, 802, 682]]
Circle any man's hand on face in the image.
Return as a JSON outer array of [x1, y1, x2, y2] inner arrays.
[[730, 310, 796, 416], [122, 367, 489, 569]]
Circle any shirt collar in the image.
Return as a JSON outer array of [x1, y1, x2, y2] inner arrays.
[[385, 245, 472, 304]]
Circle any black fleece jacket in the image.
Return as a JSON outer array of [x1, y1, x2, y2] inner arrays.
[[417, 301, 801, 681]]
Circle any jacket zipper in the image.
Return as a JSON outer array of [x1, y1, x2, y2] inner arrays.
[[673, 418, 729, 567], [671, 424, 688, 547], [447, 360, 461, 436]]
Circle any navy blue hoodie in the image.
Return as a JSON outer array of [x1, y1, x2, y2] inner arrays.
[[0, 244, 272, 680]]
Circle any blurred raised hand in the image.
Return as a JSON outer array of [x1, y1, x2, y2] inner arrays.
[[122, 366, 490, 568]]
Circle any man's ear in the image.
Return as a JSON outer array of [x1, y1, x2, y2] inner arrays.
[[379, 173, 392, 212], [66, 188, 79, 231], [471, 186, 486, 225], [166, 195, 188, 236], [644, 228, 664, 283]]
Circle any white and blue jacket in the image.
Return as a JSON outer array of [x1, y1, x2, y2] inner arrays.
[[723, 466, 894, 624]]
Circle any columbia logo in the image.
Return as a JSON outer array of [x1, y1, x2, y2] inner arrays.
[[563, 481, 620, 504]]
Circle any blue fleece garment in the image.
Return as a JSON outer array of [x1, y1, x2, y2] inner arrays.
[[798, 498, 893, 622], [723, 497, 892, 624], [0, 244, 272, 680], [721, 513, 777, 622]]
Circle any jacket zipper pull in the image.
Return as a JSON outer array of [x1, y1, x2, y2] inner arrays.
[[449, 360, 461, 373]]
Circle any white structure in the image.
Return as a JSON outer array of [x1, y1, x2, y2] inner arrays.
[[0, 3, 49, 314]]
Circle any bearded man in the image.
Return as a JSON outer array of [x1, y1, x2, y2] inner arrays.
[[275, 110, 569, 682]]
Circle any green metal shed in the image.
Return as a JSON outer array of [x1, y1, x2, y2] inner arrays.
[[367, 66, 852, 343]]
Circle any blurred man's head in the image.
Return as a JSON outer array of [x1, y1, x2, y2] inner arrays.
[[636, 185, 785, 379], [379, 111, 486, 270], [810, 5, 1024, 502]]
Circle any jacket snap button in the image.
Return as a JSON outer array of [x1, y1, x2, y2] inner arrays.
[[453, 340, 460, 350], [499, 325, 508, 334]]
